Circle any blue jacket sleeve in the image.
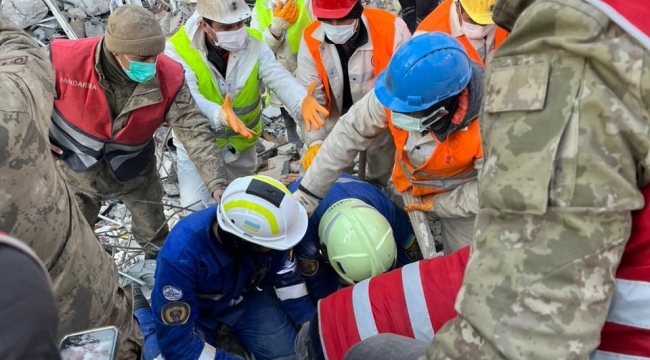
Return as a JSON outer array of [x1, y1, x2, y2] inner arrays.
[[268, 251, 316, 325], [152, 254, 239, 360]]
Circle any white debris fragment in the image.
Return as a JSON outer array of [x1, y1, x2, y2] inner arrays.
[[1, 0, 49, 29]]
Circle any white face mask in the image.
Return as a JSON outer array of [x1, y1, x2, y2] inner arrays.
[[461, 21, 493, 40], [391, 107, 448, 132], [211, 27, 248, 52], [321, 20, 358, 45]]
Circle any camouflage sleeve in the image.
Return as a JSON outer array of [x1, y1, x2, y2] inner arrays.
[[0, 18, 54, 129], [427, 1, 650, 359], [166, 81, 228, 194]]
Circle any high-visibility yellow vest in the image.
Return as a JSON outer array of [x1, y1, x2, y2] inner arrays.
[[168, 27, 263, 152], [253, 0, 312, 54]]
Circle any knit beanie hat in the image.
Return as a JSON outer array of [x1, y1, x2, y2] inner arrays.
[[104, 5, 166, 56]]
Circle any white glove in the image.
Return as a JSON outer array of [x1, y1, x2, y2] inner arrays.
[[293, 189, 319, 216], [270, 17, 291, 38]]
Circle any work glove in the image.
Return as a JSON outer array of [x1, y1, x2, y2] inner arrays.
[[293, 189, 319, 217], [300, 82, 328, 132], [404, 194, 435, 213], [301, 142, 322, 171], [270, 0, 298, 37], [219, 94, 257, 139]]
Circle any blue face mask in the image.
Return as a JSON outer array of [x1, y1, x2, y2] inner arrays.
[[391, 106, 447, 132], [118, 55, 157, 83]]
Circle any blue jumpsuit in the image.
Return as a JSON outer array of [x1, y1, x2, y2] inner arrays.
[[135, 206, 315, 360], [288, 174, 421, 301]]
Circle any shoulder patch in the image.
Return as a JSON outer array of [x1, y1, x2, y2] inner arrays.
[[162, 285, 183, 301], [161, 301, 191, 325]]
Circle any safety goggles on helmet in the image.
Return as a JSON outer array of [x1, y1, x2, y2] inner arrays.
[[217, 175, 308, 251]]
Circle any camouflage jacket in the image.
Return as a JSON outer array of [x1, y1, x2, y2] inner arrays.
[[0, 19, 123, 337], [427, 0, 650, 359]]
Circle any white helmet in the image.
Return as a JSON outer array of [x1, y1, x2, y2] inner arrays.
[[319, 199, 397, 284], [217, 175, 308, 250], [197, 0, 251, 24]]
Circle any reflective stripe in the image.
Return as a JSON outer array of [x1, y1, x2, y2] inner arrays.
[[352, 279, 378, 340], [233, 96, 261, 116], [223, 199, 280, 234], [401, 262, 434, 341], [607, 278, 650, 330], [198, 342, 217, 360], [51, 109, 104, 150], [397, 157, 477, 191], [591, 350, 650, 360], [275, 283, 308, 300], [214, 112, 262, 139]]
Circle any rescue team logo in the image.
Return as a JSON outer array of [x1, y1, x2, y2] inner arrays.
[[243, 220, 261, 233], [161, 301, 191, 325], [299, 258, 319, 277], [162, 285, 183, 301]]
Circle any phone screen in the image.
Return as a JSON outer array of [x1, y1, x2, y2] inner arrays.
[[60, 327, 118, 360]]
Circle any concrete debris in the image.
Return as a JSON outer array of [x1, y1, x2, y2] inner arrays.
[[1, 0, 49, 29]]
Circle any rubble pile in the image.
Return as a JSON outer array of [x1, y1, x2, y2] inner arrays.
[[1, 0, 401, 45]]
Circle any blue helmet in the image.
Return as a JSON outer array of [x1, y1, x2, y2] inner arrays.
[[374, 32, 473, 113]]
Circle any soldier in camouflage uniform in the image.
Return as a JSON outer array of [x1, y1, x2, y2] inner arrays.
[[0, 18, 143, 359], [344, 0, 650, 359], [49, 6, 234, 259]]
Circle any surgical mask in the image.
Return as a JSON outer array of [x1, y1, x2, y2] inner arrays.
[[461, 21, 493, 40], [117, 55, 156, 83], [321, 20, 357, 45], [391, 107, 447, 132], [212, 27, 248, 52]]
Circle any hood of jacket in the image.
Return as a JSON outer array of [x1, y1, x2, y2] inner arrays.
[[492, 0, 538, 31]]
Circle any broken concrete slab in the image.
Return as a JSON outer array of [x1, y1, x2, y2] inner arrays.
[[64, 0, 111, 16], [1, 0, 49, 29]]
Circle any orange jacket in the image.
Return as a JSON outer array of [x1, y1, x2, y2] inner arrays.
[[417, 0, 508, 67], [388, 89, 482, 197], [303, 8, 396, 112]]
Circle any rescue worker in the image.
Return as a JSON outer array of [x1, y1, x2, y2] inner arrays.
[[424, 0, 650, 357], [416, 0, 508, 67], [296, 0, 411, 186], [49, 5, 232, 259], [134, 175, 315, 360], [295, 32, 484, 253], [165, 0, 328, 211], [296, 186, 650, 360], [399, 0, 440, 33], [288, 173, 421, 301], [251, 0, 314, 147], [0, 18, 142, 359]]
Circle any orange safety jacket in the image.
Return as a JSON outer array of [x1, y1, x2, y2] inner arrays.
[[49, 37, 184, 181], [417, 0, 508, 67], [303, 8, 396, 112], [388, 89, 483, 197]]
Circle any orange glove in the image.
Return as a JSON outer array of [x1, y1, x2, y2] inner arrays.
[[404, 194, 435, 212], [273, 0, 298, 25], [301, 143, 322, 171], [220, 94, 256, 139], [300, 82, 328, 132]]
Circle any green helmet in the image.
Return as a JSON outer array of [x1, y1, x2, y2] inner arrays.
[[318, 198, 397, 284]]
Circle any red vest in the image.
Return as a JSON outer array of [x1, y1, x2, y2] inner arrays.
[[318, 188, 650, 360], [49, 37, 184, 181]]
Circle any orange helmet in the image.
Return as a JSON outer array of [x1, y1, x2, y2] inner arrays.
[[312, 0, 358, 19]]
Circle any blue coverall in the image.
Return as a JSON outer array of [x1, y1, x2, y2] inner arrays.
[[288, 174, 421, 301], [134, 206, 315, 360]]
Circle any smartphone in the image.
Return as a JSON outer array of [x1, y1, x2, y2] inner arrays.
[[60, 326, 119, 360]]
